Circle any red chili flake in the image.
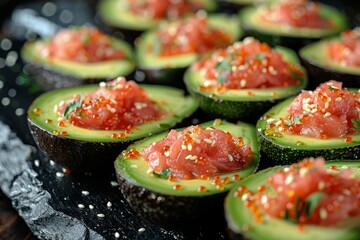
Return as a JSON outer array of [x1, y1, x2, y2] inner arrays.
[[173, 184, 183, 190], [213, 176, 222, 185], [119, 133, 126, 138], [232, 174, 241, 181], [330, 165, 338, 170], [168, 175, 177, 182], [197, 186, 207, 192], [247, 91, 253, 96], [58, 121, 66, 127], [345, 137, 353, 142], [200, 174, 208, 180], [60, 131, 68, 136], [257, 185, 267, 192], [124, 148, 141, 159], [223, 177, 231, 185], [33, 108, 42, 114]]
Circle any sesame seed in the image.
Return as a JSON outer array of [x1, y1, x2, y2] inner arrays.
[[89, 205, 94, 210], [106, 104, 116, 113], [319, 208, 327, 219], [228, 154, 233, 162], [341, 165, 349, 169], [190, 133, 199, 138], [205, 127, 214, 130], [146, 168, 153, 174], [53, 105, 59, 113], [211, 140, 216, 147], [49, 160, 55, 166], [110, 181, 119, 187], [99, 82, 106, 87], [190, 155, 198, 160], [56, 172, 64, 177], [261, 195, 268, 204], [78, 204, 85, 209], [194, 138, 201, 144], [185, 155, 192, 160], [335, 97, 342, 102], [324, 112, 331, 117], [115, 232, 120, 238], [204, 138, 212, 144], [138, 228, 145, 233], [242, 193, 249, 201], [318, 181, 325, 190], [107, 201, 112, 208], [324, 102, 329, 109], [97, 213, 105, 218], [343, 189, 351, 195], [81, 190, 90, 196], [164, 151, 170, 157], [240, 79, 246, 88], [181, 144, 187, 150], [285, 175, 293, 185], [187, 143, 193, 151]]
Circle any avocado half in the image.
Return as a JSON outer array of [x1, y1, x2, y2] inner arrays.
[[114, 120, 259, 227], [256, 97, 360, 166], [300, 39, 360, 88], [135, 14, 242, 87], [27, 84, 198, 172], [225, 161, 360, 240], [97, 0, 217, 42], [184, 46, 307, 123], [239, 3, 348, 50], [21, 37, 135, 90]]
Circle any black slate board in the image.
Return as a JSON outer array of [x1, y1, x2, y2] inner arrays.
[[0, 1, 227, 239]]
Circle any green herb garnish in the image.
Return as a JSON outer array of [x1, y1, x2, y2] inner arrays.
[[329, 85, 339, 91], [63, 96, 83, 119], [305, 192, 326, 217], [82, 34, 90, 44], [153, 168, 172, 179], [352, 118, 360, 129], [215, 58, 231, 84]]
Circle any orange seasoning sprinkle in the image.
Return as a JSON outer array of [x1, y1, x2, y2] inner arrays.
[[173, 184, 183, 190], [124, 148, 141, 159]]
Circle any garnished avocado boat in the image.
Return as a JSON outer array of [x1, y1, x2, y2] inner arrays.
[[135, 13, 241, 86], [225, 158, 360, 240], [239, 1, 347, 50], [257, 80, 360, 166], [114, 120, 259, 226], [27, 78, 198, 172], [21, 26, 135, 90], [300, 29, 360, 88], [97, 0, 217, 42], [184, 38, 307, 122]]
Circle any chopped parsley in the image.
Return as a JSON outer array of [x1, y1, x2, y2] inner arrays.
[[63, 96, 83, 119], [215, 58, 231, 84], [153, 168, 172, 179]]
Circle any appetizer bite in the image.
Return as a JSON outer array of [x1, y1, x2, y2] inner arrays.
[[257, 80, 360, 165], [27, 77, 198, 172], [300, 28, 360, 88], [21, 26, 135, 90], [97, 0, 217, 39], [225, 157, 360, 240], [136, 13, 241, 85], [114, 120, 259, 226], [239, 0, 347, 50], [184, 37, 307, 122]]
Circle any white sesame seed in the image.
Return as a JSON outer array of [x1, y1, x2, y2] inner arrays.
[[106, 104, 116, 113], [138, 228, 145, 233], [190, 133, 198, 138], [283, 167, 290, 172], [185, 155, 192, 160], [78, 204, 85, 209], [324, 102, 329, 109], [49, 160, 55, 166], [285, 174, 293, 185], [110, 181, 119, 187], [318, 181, 325, 190], [97, 213, 105, 218], [228, 154, 233, 162], [56, 172, 64, 177], [320, 208, 327, 219], [242, 193, 249, 201], [146, 168, 153, 174], [343, 189, 351, 195], [107, 201, 112, 208], [341, 165, 349, 169], [324, 112, 331, 117], [261, 195, 268, 204], [181, 144, 187, 150], [81, 190, 89, 196], [89, 205, 94, 210], [190, 155, 198, 160], [99, 82, 106, 87], [187, 143, 193, 151], [211, 140, 216, 147], [204, 138, 212, 144], [194, 138, 201, 144], [335, 97, 342, 102], [53, 105, 59, 113], [205, 127, 214, 130], [34, 159, 40, 167], [115, 232, 120, 238], [164, 151, 170, 157], [240, 79, 246, 88]]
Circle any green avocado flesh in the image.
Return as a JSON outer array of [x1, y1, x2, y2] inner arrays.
[[185, 46, 306, 102], [98, 0, 217, 31], [136, 14, 241, 69], [27, 84, 198, 142], [114, 120, 259, 197], [21, 38, 135, 79], [239, 4, 347, 38], [257, 97, 360, 164], [225, 161, 360, 240], [300, 40, 360, 76]]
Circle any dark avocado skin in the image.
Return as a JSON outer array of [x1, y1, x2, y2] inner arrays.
[[23, 62, 125, 91], [115, 169, 227, 228], [28, 119, 131, 173], [138, 67, 187, 89], [300, 57, 360, 89], [257, 130, 360, 167], [187, 88, 284, 123]]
